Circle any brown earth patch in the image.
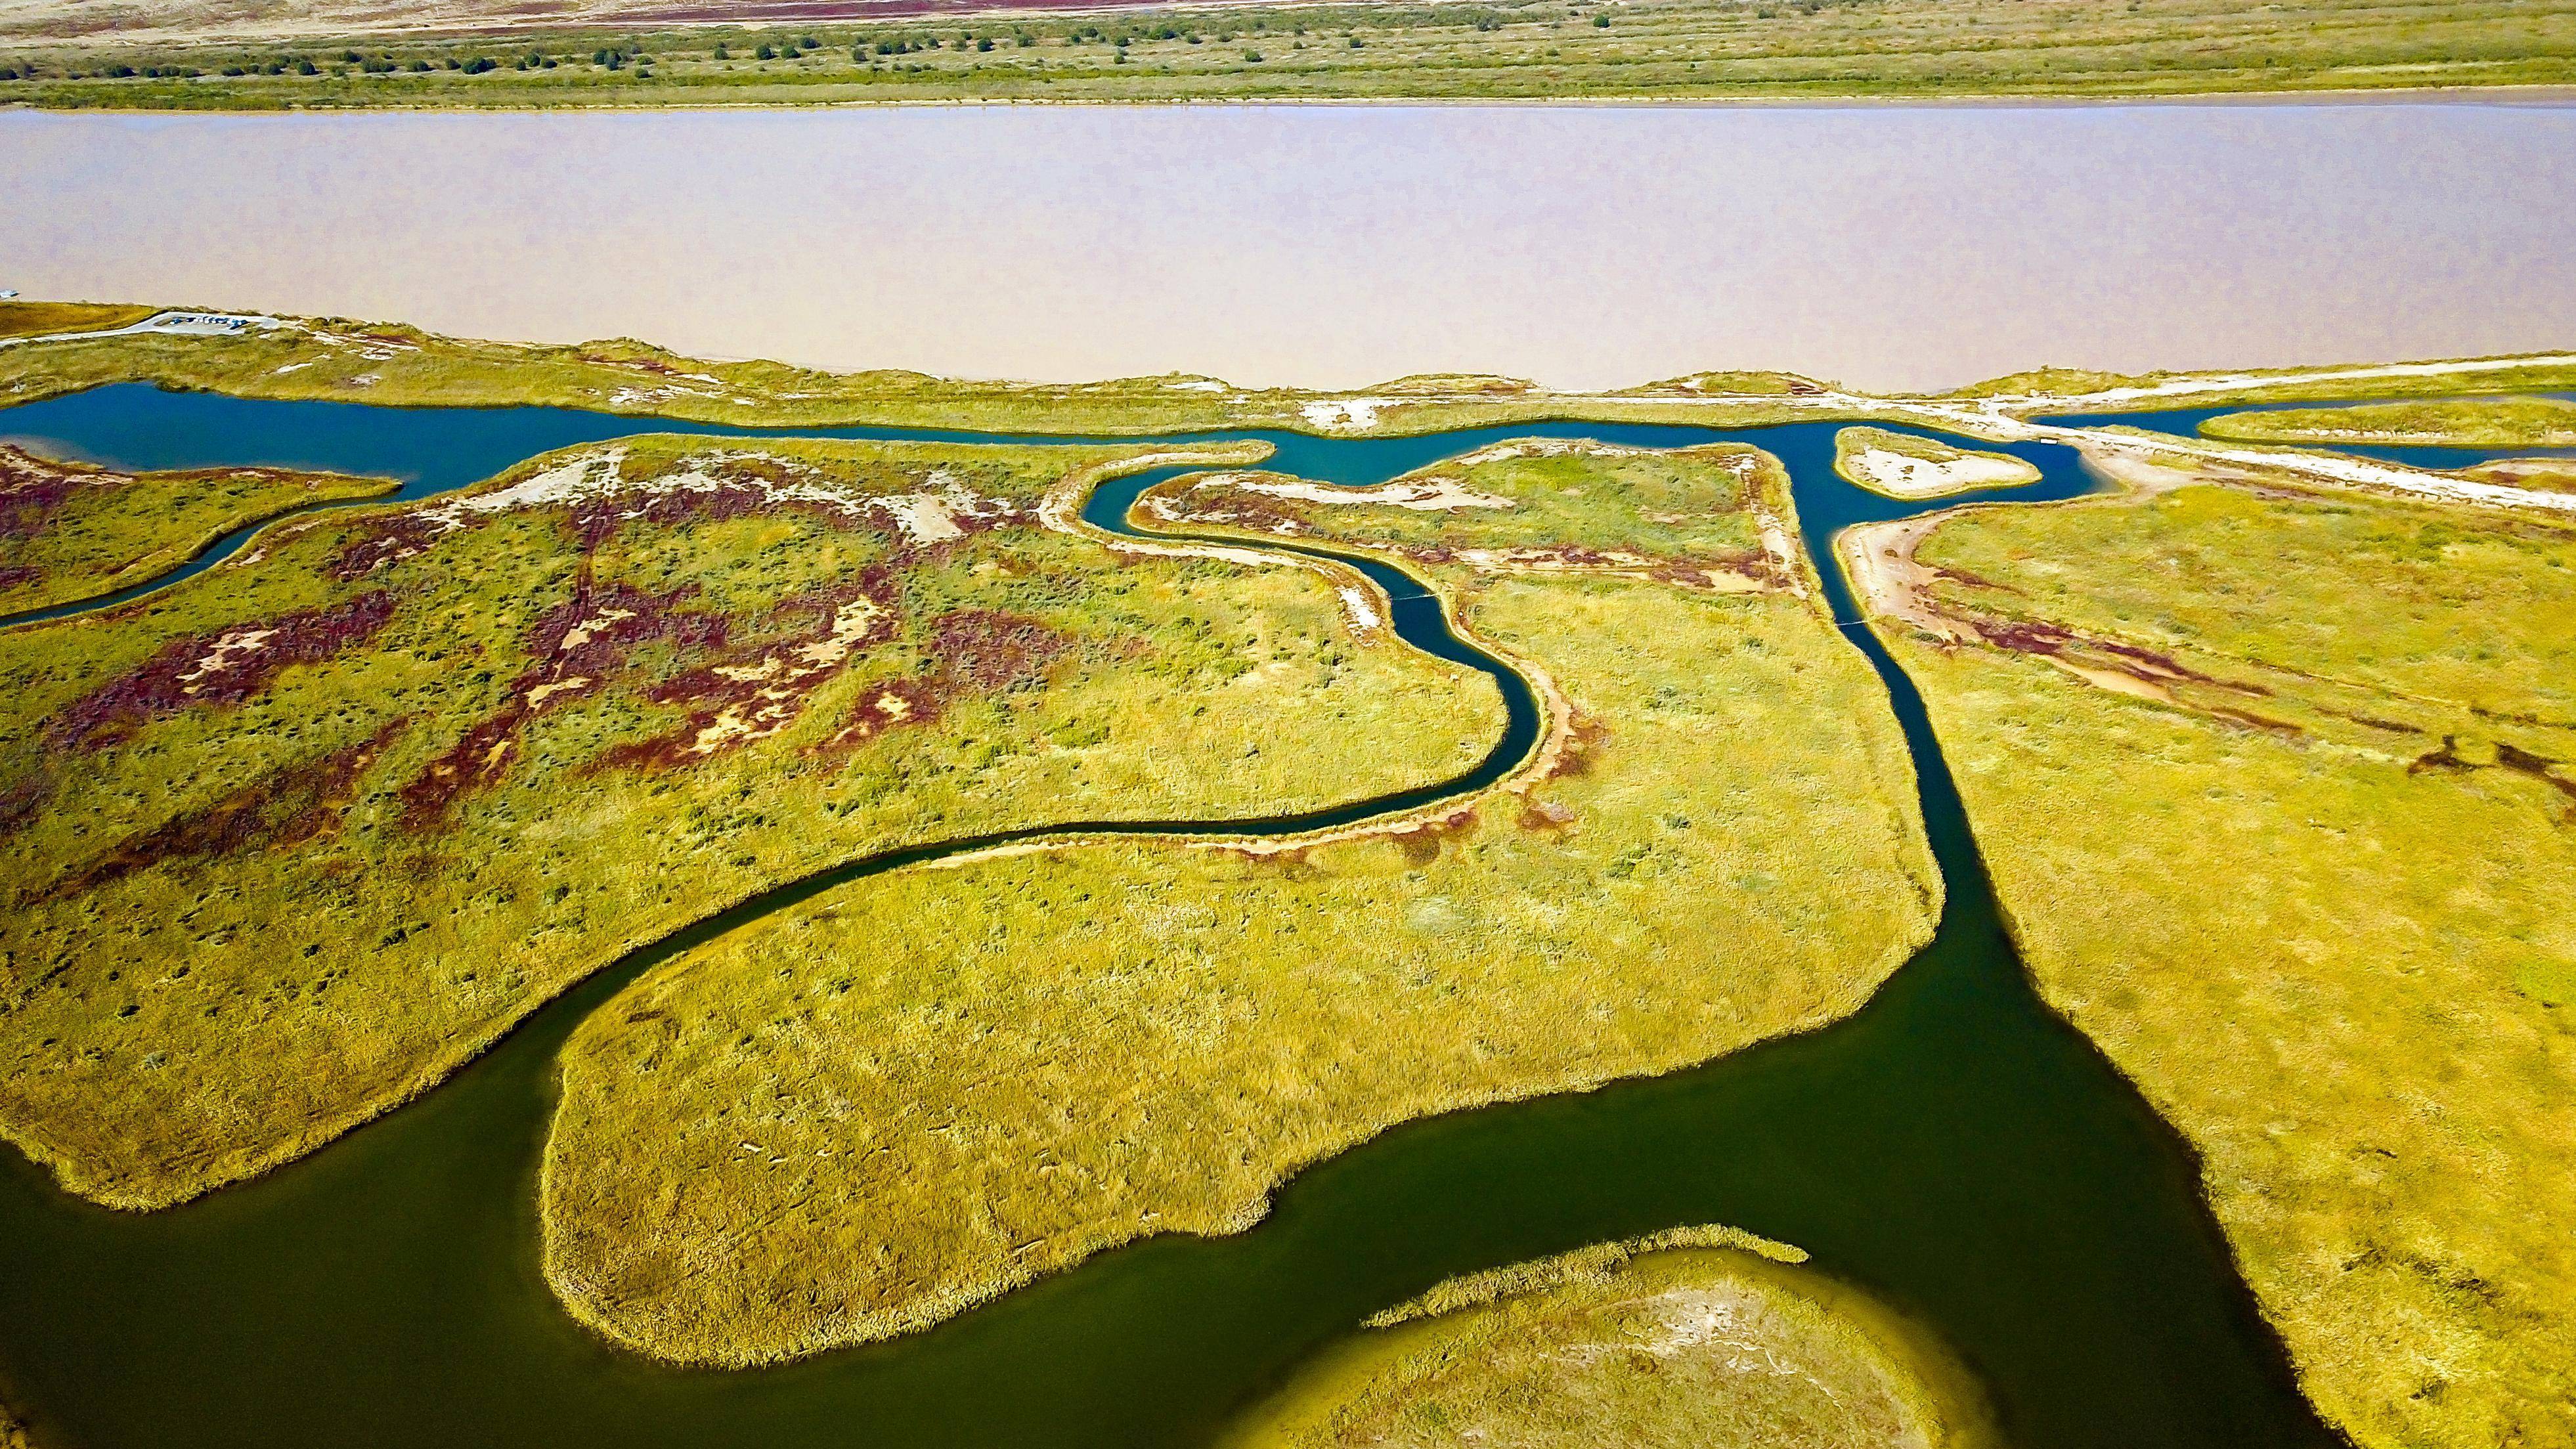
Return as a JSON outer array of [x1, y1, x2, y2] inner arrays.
[[51, 591, 399, 750], [1386, 806, 1479, 866], [0, 771, 53, 841], [1517, 796, 1579, 833]]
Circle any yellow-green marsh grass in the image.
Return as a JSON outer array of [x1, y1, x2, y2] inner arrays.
[[1220, 1227, 1997, 1449], [1833, 427, 2040, 501], [0, 443, 395, 613], [539, 441, 1937, 1364], [2201, 395, 2576, 448], [0, 435, 1499, 1209], [1864, 473, 2576, 1449]]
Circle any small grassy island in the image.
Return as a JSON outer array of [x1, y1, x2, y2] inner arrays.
[[0, 444, 395, 614], [540, 439, 1937, 1364], [1848, 459, 2576, 1449], [0, 434, 1502, 1207], [1221, 1227, 1997, 1449], [1832, 426, 2040, 500], [2200, 395, 2576, 448]]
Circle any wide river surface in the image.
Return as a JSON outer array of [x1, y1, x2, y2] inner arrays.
[[4, 101, 2576, 390], [11, 382, 2529, 1448]]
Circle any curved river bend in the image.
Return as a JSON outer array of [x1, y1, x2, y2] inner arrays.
[[0, 386, 2370, 1449]]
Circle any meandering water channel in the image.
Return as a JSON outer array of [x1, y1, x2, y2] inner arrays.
[[0, 385, 2391, 1449]]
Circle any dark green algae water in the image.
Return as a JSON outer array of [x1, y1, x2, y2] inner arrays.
[[0, 386, 2347, 1449]]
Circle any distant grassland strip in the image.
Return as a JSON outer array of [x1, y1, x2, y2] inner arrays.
[[0, 434, 1500, 1209], [0, 444, 396, 613], [14, 300, 2576, 443], [2201, 395, 2576, 448], [1862, 469, 2576, 1449], [0, 305, 1841, 437], [538, 439, 1937, 1365], [3, 0, 2573, 106], [1221, 1229, 1997, 1449]]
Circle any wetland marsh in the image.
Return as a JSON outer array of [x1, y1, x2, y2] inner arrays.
[[0, 377, 2353, 1449]]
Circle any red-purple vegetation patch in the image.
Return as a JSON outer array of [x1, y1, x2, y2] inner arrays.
[[400, 579, 720, 827], [815, 676, 951, 753], [809, 609, 1080, 757], [0, 563, 39, 592], [38, 718, 410, 901], [51, 592, 399, 750], [1971, 616, 2079, 657], [1175, 489, 1313, 536], [590, 575, 903, 773], [328, 513, 445, 580], [925, 609, 1075, 691], [0, 447, 98, 542]]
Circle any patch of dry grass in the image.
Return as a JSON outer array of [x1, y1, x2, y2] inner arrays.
[[1219, 1230, 1996, 1449], [1866, 469, 2576, 1449], [0, 434, 1496, 1209], [0, 300, 158, 339], [538, 440, 1937, 1365], [0, 443, 395, 613]]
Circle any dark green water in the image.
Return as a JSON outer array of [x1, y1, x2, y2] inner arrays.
[[0, 387, 2344, 1449]]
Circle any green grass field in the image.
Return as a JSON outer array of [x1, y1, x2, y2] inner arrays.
[[538, 439, 1938, 1364], [0, 433, 1500, 1209], [1220, 1227, 1996, 1449], [3, 0, 2571, 108], [1864, 470, 2576, 1449], [2202, 396, 2576, 447], [0, 444, 395, 613]]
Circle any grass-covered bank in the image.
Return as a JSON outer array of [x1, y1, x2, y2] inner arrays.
[[1220, 1227, 1996, 1449], [2202, 395, 2576, 447], [1855, 465, 2576, 1449], [0, 302, 1856, 439], [0, 434, 1499, 1208], [538, 440, 1938, 1364], [0, 444, 395, 615], [2, 0, 2571, 108]]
